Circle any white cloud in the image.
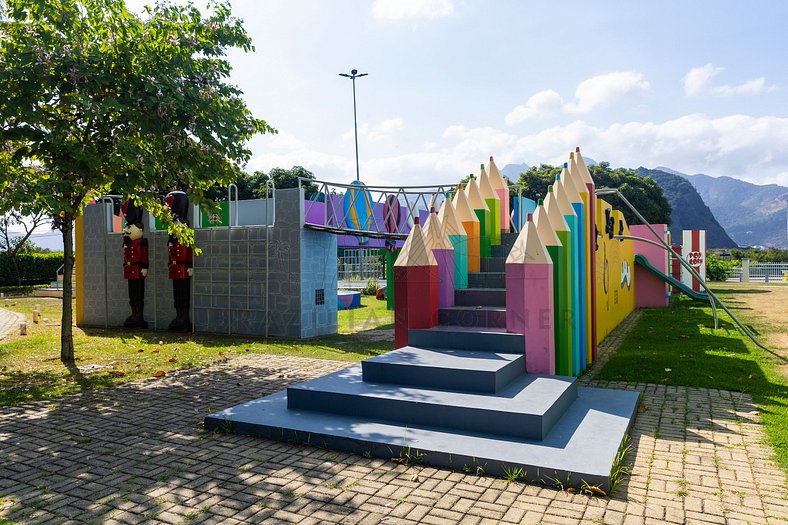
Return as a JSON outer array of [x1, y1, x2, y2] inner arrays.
[[504, 90, 564, 125], [343, 118, 403, 142], [684, 64, 769, 97], [371, 0, 454, 21], [249, 114, 788, 188], [563, 71, 651, 114]]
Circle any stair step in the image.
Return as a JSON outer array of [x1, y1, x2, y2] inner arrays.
[[287, 366, 577, 440], [468, 272, 505, 289], [491, 244, 513, 258], [438, 306, 506, 328], [361, 346, 524, 393], [205, 386, 640, 493], [500, 231, 519, 243], [409, 326, 525, 353], [455, 288, 505, 307], [480, 257, 505, 273]]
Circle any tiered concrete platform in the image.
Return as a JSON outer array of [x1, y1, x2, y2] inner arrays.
[[205, 232, 639, 491]]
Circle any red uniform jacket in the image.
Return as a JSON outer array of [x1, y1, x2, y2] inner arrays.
[[123, 238, 149, 280], [168, 242, 193, 280]]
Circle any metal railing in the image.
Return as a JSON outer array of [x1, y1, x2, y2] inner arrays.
[[300, 178, 458, 239], [596, 187, 768, 352], [727, 262, 788, 282]]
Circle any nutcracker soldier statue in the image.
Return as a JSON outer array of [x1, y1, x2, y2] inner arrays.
[[121, 200, 149, 328], [165, 191, 193, 331]]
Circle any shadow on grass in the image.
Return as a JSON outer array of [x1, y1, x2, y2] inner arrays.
[[596, 298, 788, 468]]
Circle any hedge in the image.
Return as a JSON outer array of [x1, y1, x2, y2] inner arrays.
[[0, 252, 64, 286]]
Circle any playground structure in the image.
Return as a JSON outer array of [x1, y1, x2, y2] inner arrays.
[[73, 147, 765, 491], [205, 150, 655, 491]]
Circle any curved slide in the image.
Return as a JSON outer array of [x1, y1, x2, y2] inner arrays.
[[634, 254, 709, 302]]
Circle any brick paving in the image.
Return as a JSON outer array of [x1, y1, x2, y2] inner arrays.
[[1, 330, 787, 523]]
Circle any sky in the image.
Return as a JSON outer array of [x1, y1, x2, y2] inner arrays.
[[125, 0, 788, 188]]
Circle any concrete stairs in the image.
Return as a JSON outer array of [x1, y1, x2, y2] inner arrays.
[[205, 231, 639, 491]]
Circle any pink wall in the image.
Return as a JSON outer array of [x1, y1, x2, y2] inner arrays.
[[631, 224, 669, 308]]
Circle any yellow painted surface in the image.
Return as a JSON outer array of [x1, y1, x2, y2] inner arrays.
[[75, 214, 84, 325], [594, 199, 636, 344]]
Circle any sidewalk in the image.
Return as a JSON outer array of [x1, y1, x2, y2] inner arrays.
[[1, 350, 785, 524], [0, 306, 25, 340]]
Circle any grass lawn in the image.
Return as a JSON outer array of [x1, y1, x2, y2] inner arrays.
[[0, 296, 393, 406], [596, 282, 788, 472]]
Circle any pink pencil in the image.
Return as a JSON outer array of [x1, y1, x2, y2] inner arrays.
[[506, 215, 555, 374]]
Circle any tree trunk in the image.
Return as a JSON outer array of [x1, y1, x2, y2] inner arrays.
[[11, 254, 21, 286], [60, 215, 75, 363]]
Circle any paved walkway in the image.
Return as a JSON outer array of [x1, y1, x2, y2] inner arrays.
[[1, 350, 786, 524], [0, 306, 25, 340]]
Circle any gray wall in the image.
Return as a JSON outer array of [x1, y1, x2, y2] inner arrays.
[[79, 188, 337, 339]]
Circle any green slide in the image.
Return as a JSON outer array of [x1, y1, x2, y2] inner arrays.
[[634, 254, 710, 302]]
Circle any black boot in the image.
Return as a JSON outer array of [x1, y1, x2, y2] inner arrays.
[[124, 306, 148, 329], [168, 307, 191, 332]]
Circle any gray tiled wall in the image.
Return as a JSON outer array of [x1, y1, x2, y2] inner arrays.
[[79, 188, 337, 339]]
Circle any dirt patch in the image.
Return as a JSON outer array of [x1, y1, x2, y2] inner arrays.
[[715, 283, 788, 379]]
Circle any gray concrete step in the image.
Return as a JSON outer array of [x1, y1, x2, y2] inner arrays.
[[438, 306, 506, 329], [408, 326, 525, 353], [455, 288, 505, 307], [206, 386, 639, 493], [361, 346, 524, 393], [480, 257, 505, 272], [468, 272, 505, 289], [286, 366, 577, 441]]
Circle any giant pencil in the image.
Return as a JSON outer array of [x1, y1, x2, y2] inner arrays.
[[438, 199, 468, 289], [559, 164, 587, 373], [544, 188, 573, 376], [479, 165, 501, 246], [488, 156, 510, 233], [534, 202, 566, 376], [393, 219, 438, 349], [553, 181, 581, 376], [424, 209, 455, 308], [575, 147, 597, 359], [453, 186, 481, 273], [568, 152, 593, 364], [506, 215, 555, 375], [465, 177, 492, 258]]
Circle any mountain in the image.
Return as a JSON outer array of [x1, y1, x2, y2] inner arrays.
[[636, 167, 738, 249], [682, 174, 786, 249], [501, 163, 530, 181]]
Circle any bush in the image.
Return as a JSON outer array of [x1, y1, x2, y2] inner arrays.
[[706, 253, 737, 282], [0, 252, 64, 286], [362, 278, 379, 296]]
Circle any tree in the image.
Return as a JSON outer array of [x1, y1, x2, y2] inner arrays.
[[0, 209, 50, 285], [263, 166, 319, 199], [0, 0, 274, 363], [516, 162, 671, 225], [203, 165, 319, 201]]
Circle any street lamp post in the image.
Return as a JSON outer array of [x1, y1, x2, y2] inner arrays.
[[339, 69, 367, 182]]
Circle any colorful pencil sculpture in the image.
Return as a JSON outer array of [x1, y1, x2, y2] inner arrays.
[[559, 164, 587, 373], [553, 180, 581, 376], [479, 165, 501, 246], [488, 156, 510, 233], [453, 185, 481, 273], [424, 209, 455, 308], [567, 153, 593, 365], [574, 147, 597, 358], [438, 199, 469, 289], [506, 215, 555, 374], [394, 218, 438, 349], [464, 177, 492, 258], [534, 201, 567, 376], [544, 187, 573, 376]]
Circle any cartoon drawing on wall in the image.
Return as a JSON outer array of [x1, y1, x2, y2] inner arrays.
[[621, 260, 631, 290]]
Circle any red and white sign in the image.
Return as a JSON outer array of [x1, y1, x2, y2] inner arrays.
[[681, 230, 706, 292]]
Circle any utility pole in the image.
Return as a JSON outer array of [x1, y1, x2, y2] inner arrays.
[[339, 69, 367, 181]]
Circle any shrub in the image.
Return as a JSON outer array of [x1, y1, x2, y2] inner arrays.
[[705, 253, 737, 282], [362, 278, 379, 296], [0, 252, 64, 286]]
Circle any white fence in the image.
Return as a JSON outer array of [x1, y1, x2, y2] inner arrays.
[[727, 260, 788, 282]]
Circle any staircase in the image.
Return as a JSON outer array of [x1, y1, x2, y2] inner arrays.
[[205, 231, 638, 492]]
